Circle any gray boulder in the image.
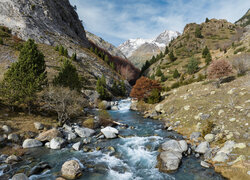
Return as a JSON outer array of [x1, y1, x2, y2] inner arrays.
[[0, 134, 7, 142], [34, 122, 44, 130], [5, 155, 20, 164], [204, 134, 215, 143], [8, 133, 19, 143], [61, 160, 82, 179], [190, 132, 201, 140], [72, 142, 83, 151], [101, 126, 119, 139], [195, 141, 210, 154], [22, 139, 43, 148], [159, 151, 182, 171], [63, 130, 77, 141], [212, 152, 229, 162], [200, 161, 211, 168], [2, 125, 11, 133], [161, 140, 187, 153], [50, 137, 66, 150], [75, 127, 95, 138], [12, 173, 29, 180]]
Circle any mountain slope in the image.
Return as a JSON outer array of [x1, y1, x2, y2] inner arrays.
[[0, 0, 89, 47], [235, 8, 250, 28], [86, 31, 127, 59], [118, 30, 179, 68]]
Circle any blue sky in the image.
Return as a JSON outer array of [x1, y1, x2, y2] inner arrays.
[[69, 0, 250, 46]]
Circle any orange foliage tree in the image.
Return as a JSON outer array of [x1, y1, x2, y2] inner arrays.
[[207, 59, 233, 79], [130, 76, 161, 100]]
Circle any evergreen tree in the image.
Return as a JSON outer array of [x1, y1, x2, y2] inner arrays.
[[202, 46, 209, 58], [104, 54, 109, 63], [96, 75, 110, 100], [160, 51, 164, 58], [59, 45, 64, 55], [205, 52, 212, 65], [155, 68, 163, 76], [173, 69, 180, 78], [111, 81, 119, 95], [169, 51, 177, 62], [187, 57, 199, 74], [150, 74, 155, 80], [147, 89, 161, 104], [120, 80, 126, 96], [53, 59, 81, 91], [195, 26, 203, 38], [0, 37, 3, 45], [55, 45, 59, 51], [205, 18, 210, 23], [164, 46, 169, 55], [161, 74, 167, 82], [71, 53, 77, 61], [1, 39, 47, 112]]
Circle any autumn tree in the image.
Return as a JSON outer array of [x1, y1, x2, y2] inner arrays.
[[208, 59, 233, 80], [130, 76, 161, 101]]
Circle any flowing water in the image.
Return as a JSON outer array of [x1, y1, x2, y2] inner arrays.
[[4, 99, 225, 180]]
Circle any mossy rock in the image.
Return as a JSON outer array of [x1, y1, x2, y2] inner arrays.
[[83, 118, 95, 129]]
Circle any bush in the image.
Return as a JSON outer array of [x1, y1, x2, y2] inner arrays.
[[161, 74, 167, 82], [208, 59, 233, 79], [169, 51, 177, 62], [71, 53, 77, 61], [205, 52, 212, 65], [147, 89, 161, 104], [53, 59, 81, 91], [156, 68, 163, 76], [130, 76, 161, 101], [111, 80, 126, 97], [96, 75, 111, 100], [232, 54, 250, 76], [195, 26, 203, 38], [171, 81, 180, 89], [187, 57, 199, 74], [202, 46, 209, 58], [0, 37, 3, 45], [234, 47, 246, 54], [173, 69, 180, 78], [201, 121, 214, 137], [98, 102, 113, 127]]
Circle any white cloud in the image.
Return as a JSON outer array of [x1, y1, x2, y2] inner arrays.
[[69, 0, 250, 46]]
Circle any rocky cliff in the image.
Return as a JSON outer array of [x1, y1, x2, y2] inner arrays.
[[0, 0, 89, 47]]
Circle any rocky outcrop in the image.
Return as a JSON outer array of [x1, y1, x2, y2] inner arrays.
[[0, 0, 89, 47]]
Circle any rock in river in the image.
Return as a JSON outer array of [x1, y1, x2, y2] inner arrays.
[[12, 173, 29, 180], [75, 127, 95, 138], [101, 126, 119, 139], [50, 137, 66, 150], [22, 139, 43, 148], [61, 160, 82, 179]]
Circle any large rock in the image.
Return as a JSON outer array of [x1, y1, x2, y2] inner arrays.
[[12, 173, 29, 180], [101, 100, 111, 110], [5, 155, 19, 164], [61, 160, 82, 179], [36, 128, 63, 142], [101, 126, 119, 139], [217, 140, 235, 154], [34, 122, 44, 130], [50, 137, 66, 150], [8, 133, 19, 143], [161, 140, 187, 153], [22, 139, 43, 148], [63, 130, 77, 141], [2, 125, 11, 133], [195, 142, 210, 154], [155, 103, 164, 113], [158, 151, 182, 171], [190, 132, 201, 140], [72, 142, 83, 151], [75, 127, 95, 138]]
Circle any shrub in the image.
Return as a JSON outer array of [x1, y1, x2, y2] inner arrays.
[[111, 80, 126, 97], [202, 46, 209, 58], [53, 59, 81, 91], [232, 54, 250, 76], [0, 37, 3, 45], [195, 26, 203, 38], [205, 52, 212, 65], [187, 57, 199, 74], [161, 74, 167, 82], [234, 46, 246, 54], [98, 102, 113, 127], [173, 69, 180, 78], [71, 53, 77, 61], [171, 81, 180, 89], [130, 76, 161, 101], [96, 75, 111, 100], [147, 89, 161, 104], [156, 68, 163, 76], [169, 51, 177, 62], [208, 59, 233, 79], [201, 120, 214, 137]]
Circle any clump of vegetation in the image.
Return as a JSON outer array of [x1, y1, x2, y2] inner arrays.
[[201, 120, 214, 137], [164, 46, 169, 55], [208, 59, 233, 79], [147, 89, 161, 104], [96, 75, 111, 100], [205, 52, 212, 65], [55, 45, 68, 57], [53, 59, 81, 91], [173, 69, 180, 78], [187, 57, 199, 74], [98, 102, 113, 127], [195, 26, 203, 38], [111, 80, 126, 97], [234, 46, 246, 54], [130, 76, 161, 102], [0, 37, 3, 45], [232, 54, 250, 76], [71, 53, 77, 61], [202, 46, 209, 58], [155, 67, 163, 77], [205, 17, 210, 23], [0, 39, 47, 113], [169, 51, 177, 62], [161, 74, 167, 82], [171, 81, 180, 89]]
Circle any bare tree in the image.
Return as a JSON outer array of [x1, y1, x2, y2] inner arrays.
[[39, 86, 87, 125], [232, 54, 250, 76]]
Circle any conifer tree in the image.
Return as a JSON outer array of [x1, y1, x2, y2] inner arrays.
[[202, 46, 209, 58], [53, 59, 81, 91], [187, 57, 199, 74], [71, 53, 77, 61], [205, 52, 212, 65], [164, 46, 169, 55], [173, 69, 180, 78], [1, 39, 47, 112], [96, 75, 110, 100], [156, 68, 163, 76], [169, 51, 177, 62], [205, 18, 209, 23], [195, 26, 203, 38]]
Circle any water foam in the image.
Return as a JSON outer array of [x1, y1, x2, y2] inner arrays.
[[118, 98, 131, 111]]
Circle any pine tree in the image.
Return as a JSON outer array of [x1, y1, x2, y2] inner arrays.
[[1, 39, 47, 112], [169, 51, 177, 62], [164, 46, 169, 55], [205, 18, 210, 23], [202, 46, 209, 58], [55, 45, 59, 51], [205, 52, 212, 65], [187, 57, 199, 74], [147, 89, 161, 104], [53, 59, 81, 91], [161, 74, 167, 82], [156, 68, 163, 76], [173, 69, 180, 78], [160, 51, 164, 58], [71, 53, 77, 61], [195, 26, 203, 38], [96, 75, 110, 100], [120, 80, 126, 96], [0, 37, 3, 45]]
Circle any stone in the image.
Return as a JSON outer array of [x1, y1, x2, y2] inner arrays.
[[12, 173, 29, 180], [184, 105, 190, 111], [218, 110, 224, 116], [204, 134, 215, 143], [101, 100, 111, 110], [162, 140, 187, 153], [56, 178, 66, 180], [234, 143, 246, 149], [2, 125, 11, 133], [158, 151, 182, 171], [50, 137, 66, 150], [7, 133, 19, 143], [75, 127, 95, 138], [213, 152, 228, 162], [167, 126, 173, 131], [36, 128, 63, 142], [218, 141, 235, 154], [5, 155, 19, 164], [34, 122, 44, 130], [195, 142, 210, 154], [0, 164, 11, 174], [0, 134, 7, 142], [45, 142, 50, 148], [61, 160, 82, 179], [111, 106, 119, 110], [22, 139, 43, 148], [200, 161, 211, 168], [72, 142, 83, 151], [228, 155, 246, 165], [179, 140, 188, 152], [174, 121, 180, 126], [63, 124, 73, 132], [63, 130, 77, 141], [229, 118, 236, 122], [190, 132, 201, 140], [101, 126, 119, 139], [155, 104, 164, 113], [0, 154, 8, 162]]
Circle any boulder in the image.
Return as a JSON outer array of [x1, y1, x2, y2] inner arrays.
[[75, 127, 95, 138], [8, 133, 20, 143], [0, 134, 7, 142], [63, 130, 77, 141], [101, 100, 111, 110], [195, 142, 210, 154], [101, 126, 119, 139], [2, 125, 11, 133], [217, 140, 235, 154], [22, 139, 43, 148], [36, 128, 63, 142], [63, 124, 73, 132], [161, 140, 187, 153], [200, 161, 211, 168], [111, 106, 119, 110], [155, 104, 164, 113], [5, 155, 20, 164], [45, 142, 50, 148], [0, 164, 11, 174], [234, 143, 246, 149], [204, 134, 215, 143], [72, 142, 83, 151], [12, 173, 29, 180], [34, 122, 44, 130], [50, 137, 66, 150], [158, 151, 182, 171], [61, 160, 82, 179], [212, 152, 229, 162], [179, 140, 188, 152]]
